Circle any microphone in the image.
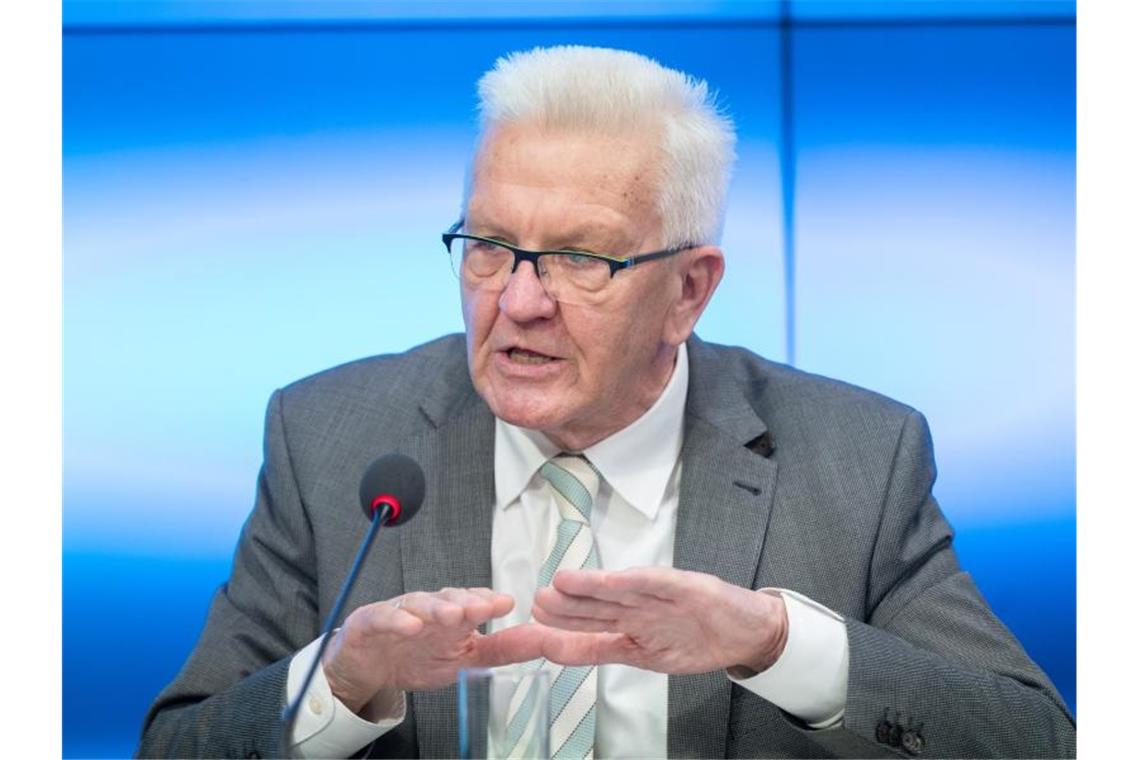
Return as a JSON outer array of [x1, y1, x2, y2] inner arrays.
[[280, 453, 425, 757], [359, 452, 426, 526]]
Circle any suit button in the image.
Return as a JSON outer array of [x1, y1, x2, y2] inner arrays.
[[902, 729, 925, 755], [875, 720, 893, 744]]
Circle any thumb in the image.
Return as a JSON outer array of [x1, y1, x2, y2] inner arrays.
[[472, 623, 548, 667], [489, 624, 633, 667], [538, 628, 631, 667]]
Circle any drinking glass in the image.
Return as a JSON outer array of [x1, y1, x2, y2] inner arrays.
[[458, 665, 551, 759]]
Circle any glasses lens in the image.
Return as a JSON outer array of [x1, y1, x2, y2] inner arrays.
[[543, 253, 612, 301], [445, 235, 464, 279], [449, 236, 514, 285], [444, 233, 616, 306]]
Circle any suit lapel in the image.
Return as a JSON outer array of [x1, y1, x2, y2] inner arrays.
[[394, 367, 498, 758], [668, 337, 778, 759], [398, 398, 496, 595]]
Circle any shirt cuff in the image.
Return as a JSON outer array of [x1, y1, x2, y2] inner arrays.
[[285, 633, 407, 758], [727, 588, 849, 728]]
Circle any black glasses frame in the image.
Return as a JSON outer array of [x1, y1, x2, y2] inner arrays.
[[442, 219, 692, 278]]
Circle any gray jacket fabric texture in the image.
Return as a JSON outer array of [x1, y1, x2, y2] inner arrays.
[[136, 334, 1076, 759]]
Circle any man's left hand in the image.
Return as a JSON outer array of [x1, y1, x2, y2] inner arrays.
[[506, 567, 789, 675]]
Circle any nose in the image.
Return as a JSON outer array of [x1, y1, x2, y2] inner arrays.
[[498, 260, 558, 322]]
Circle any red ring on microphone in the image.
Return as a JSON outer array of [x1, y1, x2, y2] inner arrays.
[[371, 494, 402, 524]]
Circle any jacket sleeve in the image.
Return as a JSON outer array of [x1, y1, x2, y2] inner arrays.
[[136, 389, 321, 759], [791, 410, 1075, 759]]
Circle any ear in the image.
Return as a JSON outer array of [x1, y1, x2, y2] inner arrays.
[[663, 246, 725, 346]]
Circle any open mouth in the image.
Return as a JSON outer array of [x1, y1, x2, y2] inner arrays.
[[505, 347, 558, 365]]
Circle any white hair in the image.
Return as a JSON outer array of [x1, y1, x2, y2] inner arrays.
[[474, 45, 737, 247]]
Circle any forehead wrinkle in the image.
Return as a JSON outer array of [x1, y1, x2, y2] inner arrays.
[[467, 178, 643, 251], [476, 123, 661, 198], [467, 122, 665, 252]]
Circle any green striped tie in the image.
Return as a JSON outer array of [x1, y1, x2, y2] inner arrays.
[[504, 455, 600, 759]]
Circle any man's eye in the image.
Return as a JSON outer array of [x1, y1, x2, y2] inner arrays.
[[469, 238, 504, 252], [562, 251, 599, 266]]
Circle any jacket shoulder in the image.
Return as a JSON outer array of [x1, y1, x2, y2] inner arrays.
[[273, 333, 471, 441], [695, 341, 917, 420], [283, 334, 465, 397], [691, 340, 925, 459]]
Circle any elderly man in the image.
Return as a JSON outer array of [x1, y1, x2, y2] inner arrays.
[[138, 46, 1075, 759]]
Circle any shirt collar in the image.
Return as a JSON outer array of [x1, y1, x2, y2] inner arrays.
[[494, 343, 689, 520]]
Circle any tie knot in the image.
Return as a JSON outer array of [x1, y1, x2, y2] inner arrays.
[[539, 454, 600, 523]]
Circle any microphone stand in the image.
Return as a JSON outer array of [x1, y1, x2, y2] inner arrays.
[[279, 504, 390, 758]]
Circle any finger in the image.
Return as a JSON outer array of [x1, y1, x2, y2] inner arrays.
[[463, 587, 501, 601], [457, 588, 516, 624], [531, 604, 617, 634], [486, 591, 516, 619], [535, 586, 629, 620], [476, 624, 630, 667], [625, 567, 720, 600], [437, 587, 513, 607], [474, 623, 549, 666], [428, 597, 468, 627], [437, 587, 496, 621], [352, 600, 423, 638], [401, 592, 467, 627], [391, 591, 432, 623], [560, 566, 716, 603], [537, 627, 634, 667], [551, 568, 675, 605]]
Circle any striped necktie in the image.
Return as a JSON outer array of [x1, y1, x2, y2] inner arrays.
[[505, 454, 601, 759]]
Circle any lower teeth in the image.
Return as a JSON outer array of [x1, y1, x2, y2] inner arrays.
[[512, 351, 551, 365]]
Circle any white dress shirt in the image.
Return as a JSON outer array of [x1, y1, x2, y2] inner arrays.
[[287, 344, 848, 758]]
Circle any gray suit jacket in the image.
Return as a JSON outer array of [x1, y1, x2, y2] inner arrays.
[[137, 335, 1075, 759]]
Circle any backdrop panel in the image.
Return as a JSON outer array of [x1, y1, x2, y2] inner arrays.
[[63, 4, 1075, 757], [793, 21, 1075, 708], [63, 21, 783, 758]]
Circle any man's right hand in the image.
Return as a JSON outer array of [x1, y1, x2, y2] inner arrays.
[[320, 587, 532, 714]]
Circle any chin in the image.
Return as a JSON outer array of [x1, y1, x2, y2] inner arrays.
[[471, 361, 564, 423], [487, 393, 567, 432]]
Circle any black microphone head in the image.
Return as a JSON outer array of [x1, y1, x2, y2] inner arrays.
[[358, 453, 426, 526]]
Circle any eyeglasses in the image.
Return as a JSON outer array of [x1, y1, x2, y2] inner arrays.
[[441, 219, 691, 306]]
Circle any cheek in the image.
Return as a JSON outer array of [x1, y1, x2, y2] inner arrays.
[[567, 313, 641, 380], [461, 289, 494, 343], [586, 302, 667, 378], [461, 292, 495, 385]]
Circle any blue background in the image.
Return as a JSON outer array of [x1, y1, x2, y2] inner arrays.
[[63, 2, 1075, 756]]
